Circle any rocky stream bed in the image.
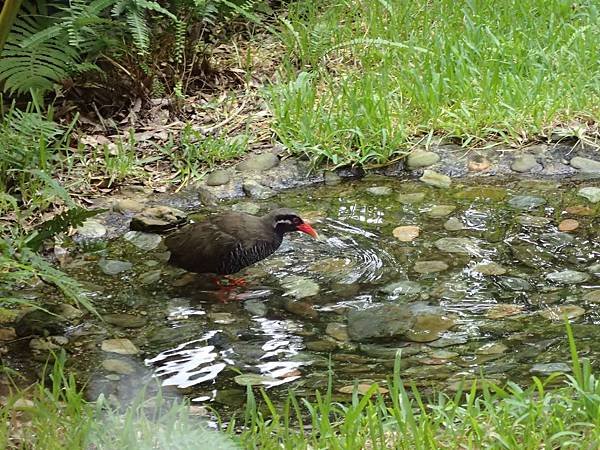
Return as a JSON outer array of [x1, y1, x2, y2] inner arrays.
[[2, 141, 600, 417]]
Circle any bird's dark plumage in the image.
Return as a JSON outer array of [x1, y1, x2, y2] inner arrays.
[[165, 208, 317, 275]]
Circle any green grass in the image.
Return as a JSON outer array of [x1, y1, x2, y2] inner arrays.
[[2, 326, 600, 449], [268, 0, 600, 166]]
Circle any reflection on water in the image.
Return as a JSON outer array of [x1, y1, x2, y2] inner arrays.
[[63, 177, 600, 408]]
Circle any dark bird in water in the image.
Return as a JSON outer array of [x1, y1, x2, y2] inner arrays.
[[165, 208, 318, 287]]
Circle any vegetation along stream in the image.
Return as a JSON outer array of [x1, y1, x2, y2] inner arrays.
[[8, 176, 600, 418]]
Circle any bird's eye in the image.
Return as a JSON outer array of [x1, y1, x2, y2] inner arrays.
[[293, 217, 301, 225]]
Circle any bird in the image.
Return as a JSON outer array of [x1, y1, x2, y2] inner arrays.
[[165, 208, 318, 289]]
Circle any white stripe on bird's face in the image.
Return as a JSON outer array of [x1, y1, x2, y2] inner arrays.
[[275, 219, 293, 227]]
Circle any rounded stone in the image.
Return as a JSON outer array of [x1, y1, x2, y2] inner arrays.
[[530, 363, 571, 376], [98, 259, 132, 276], [582, 290, 600, 303], [242, 180, 275, 199], [476, 342, 508, 355], [130, 206, 187, 232], [545, 270, 590, 284], [413, 260, 449, 274], [397, 192, 427, 204], [205, 169, 230, 186], [577, 187, 600, 203], [324, 171, 342, 185], [102, 359, 136, 375], [124, 231, 162, 250], [420, 170, 451, 189], [508, 196, 546, 210], [407, 151, 440, 169], [237, 153, 279, 172], [485, 304, 524, 319], [444, 217, 465, 231], [570, 157, 600, 173], [511, 154, 541, 173], [434, 237, 481, 255], [113, 199, 144, 213], [101, 338, 140, 355], [366, 186, 392, 196], [426, 205, 456, 218], [76, 219, 106, 239], [517, 215, 550, 227], [326, 323, 350, 341], [379, 280, 423, 296], [103, 313, 147, 328], [473, 262, 507, 276], [540, 305, 585, 321], [558, 219, 579, 232], [392, 225, 420, 242]]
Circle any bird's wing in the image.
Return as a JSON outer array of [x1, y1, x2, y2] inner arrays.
[[164, 221, 238, 273]]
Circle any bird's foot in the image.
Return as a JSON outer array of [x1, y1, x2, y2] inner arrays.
[[211, 276, 247, 288]]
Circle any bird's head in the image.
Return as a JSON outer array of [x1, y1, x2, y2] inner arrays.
[[266, 208, 318, 238]]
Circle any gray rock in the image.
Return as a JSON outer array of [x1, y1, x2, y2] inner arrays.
[[15, 308, 68, 337], [413, 260, 449, 274], [76, 219, 106, 239], [29, 337, 61, 352], [305, 339, 337, 352], [206, 169, 231, 186], [540, 305, 585, 321], [517, 215, 551, 227], [539, 232, 575, 247], [434, 237, 481, 255], [231, 201, 261, 215], [379, 280, 423, 296], [242, 180, 276, 199], [577, 187, 600, 203], [237, 153, 279, 172], [426, 205, 456, 218], [102, 358, 136, 375], [113, 199, 144, 213], [444, 217, 465, 231], [472, 262, 507, 276], [326, 323, 350, 341], [569, 156, 600, 173], [508, 195, 546, 210], [124, 231, 162, 251], [281, 276, 320, 299], [407, 151, 440, 169], [428, 334, 469, 348], [101, 338, 139, 355], [583, 290, 600, 303], [54, 303, 84, 320], [103, 313, 147, 328], [511, 154, 541, 173], [476, 342, 508, 355], [530, 363, 571, 376], [498, 276, 532, 291], [347, 302, 454, 342], [366, 186, 392, 196], [284, 299, 318, 319], [420, 170, 451, 188], [588, 263, 600, 276], [130, 206, 187, 232], [545, 270, 590, 284], [139, 269, 161, 285], [98, 259, 132, 276], [324, 171, 342, 185], [244, 299, 268, 316], [397, 192, 426, 204]]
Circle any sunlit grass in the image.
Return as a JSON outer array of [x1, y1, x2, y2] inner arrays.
[[268, 0, 600, 166]]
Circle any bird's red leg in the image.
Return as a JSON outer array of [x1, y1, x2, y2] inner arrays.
[[224, 276, 247, 287]]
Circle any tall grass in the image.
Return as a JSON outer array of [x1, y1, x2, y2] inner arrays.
[[269, 0, 600, 166]]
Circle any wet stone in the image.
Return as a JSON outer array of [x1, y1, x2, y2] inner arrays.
[[397, 192, 426, 204], [420, 170, 451, 189], [588, 263, 600, 276], [130, 206, 187, 232], [570, 156, 600, 173], [558, 219, 579, 232], [405, 307, 456, 343], [113, 199, 144, 213], [426, 205, 456, 218], [242, 180, 275, 199], [473, 262, 507, 276], [508, 195, 546, 210], [76, 219, 106, 239], [413, 260, 449, 274], [205, 169, 230, 186], [237, 153, 279, 172], [30, 337, 61, 352], [476, 342, 508, 355], [324, 171, 341, 186], [539, 232, 575, 247], [428, 334, 469, 348], [208, 312, 236, 324], [485, 304, 524, 319], [540, 305, 586, 321], [467, 157, 491, 172], [392, 225, 420, 242], [284, 299, 318, 319], [517, 215, 550, 227], [102, 359, 136, 375], [101, 338, 140, 355], [379, 281, 423, 296], [54, 303, 84, 321], [281, 276, 320, 299], [244, 299, 268, 316], [326, 323, 350, 341], [98, 259, 132, 276], [530, 363, 571, 376], [434, 237, 481, 255], [577, 186, 600, 203], [407, 151, 440, 169], [498, 277, 532, 291], [124, 231, 162, 250], [103, 313, 147, 328], [444, 217, 465, 231], [545, 270, 590, 284], [583, 290, 600, 303], [511, 154, 541, 173], [231, 201, 261, 215], [305, 340, 337, 352], [139, 269, 161, 285], [15, 309, 68, 337], [366, 186, 392, 196]]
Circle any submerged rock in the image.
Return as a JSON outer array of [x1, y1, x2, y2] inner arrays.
[[507, 195, 546, 210], [558, 219, 579, 232], [130, 206, 186, 232], [281, 276, 320, 299], [434, 237, 481, 255], [517, 215, 551, 227], [420, 170, 451, 188], [540, 305, 585, 321], [545, 270, 590, 284], [392, 225, 420, 242], [530, 363, 571, 376], [284, 299, 318, 319], [101, 338, 140, 355], [113, 199, 144, 213], [444, 217, 465, 231], [476, 342, 508, 355], [577, 186, 600, 203], [397, 192, 426, 204], [15, 308, 69, 337], [102, 359, 136, 375], [366, 186, 392, 196], [426, 205, 456, 218], [326, 323, 350, 341], [98, 259, 133, 276], [103, 313, 147, 328], [413, 260, 449, 274], [498, 276, 532, 291], [206, 169, 230, 186], [242, 180, 276, 199], [472, 262, 507, 276], [583, 290, 600, 303], [379, 280, 423, 296]]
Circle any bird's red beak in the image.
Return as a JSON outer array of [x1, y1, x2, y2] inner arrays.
[[296, 223, 318, 239]]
